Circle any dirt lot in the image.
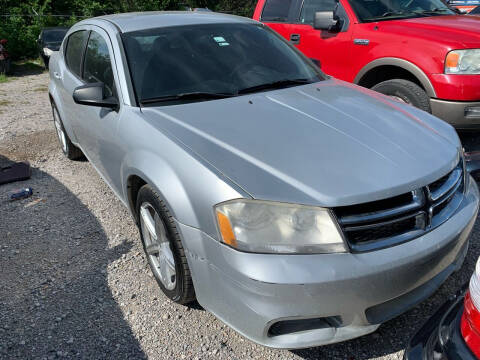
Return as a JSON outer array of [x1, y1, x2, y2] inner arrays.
[[0, 70, 479, 360]]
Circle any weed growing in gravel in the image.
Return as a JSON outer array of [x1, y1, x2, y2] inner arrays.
[[0, 74, 8, 83]]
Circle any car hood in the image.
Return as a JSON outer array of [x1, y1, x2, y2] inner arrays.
[[142, 79, 461, 207], [382, 15, 480, 47]]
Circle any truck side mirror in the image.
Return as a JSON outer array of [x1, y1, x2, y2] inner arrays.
[[314, 11, 340, 32]]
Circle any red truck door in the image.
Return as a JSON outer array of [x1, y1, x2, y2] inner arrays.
[[290, 0, 354, 80], [254, 0, 354, 80], [253, 0, 297, 44]]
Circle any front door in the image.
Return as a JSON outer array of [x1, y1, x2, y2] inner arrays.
[[260, 0, 297, 46], [290, 0, 354, 80], [75, 27, 125, 195]]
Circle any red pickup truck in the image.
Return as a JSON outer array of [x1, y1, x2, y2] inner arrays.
[[253, 0, 480, 129]]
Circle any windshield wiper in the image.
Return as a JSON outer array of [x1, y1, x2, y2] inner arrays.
[[140, 91, 236, 105], [381, 10, 409, 17], [413, 8, 451, 14], [363, 11, 417, 21], [237, 78, 313, 95]]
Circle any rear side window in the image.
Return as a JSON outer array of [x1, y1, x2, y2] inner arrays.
[[83, 31, 114, 97], [261, 0, 293, 21], [65, 30, 89, 78], [300, 0, 337, 24]]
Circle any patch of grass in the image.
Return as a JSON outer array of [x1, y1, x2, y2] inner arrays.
[[0, 74, 8, 83], [0, 99, 11, 106]]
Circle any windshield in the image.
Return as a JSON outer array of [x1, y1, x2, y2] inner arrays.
[[43, 29, 68, 43], [350, 0, 455, 22], [122, 23, 324, 105]]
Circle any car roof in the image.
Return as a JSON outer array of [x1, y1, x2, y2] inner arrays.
[[91, 11, 257, 33]]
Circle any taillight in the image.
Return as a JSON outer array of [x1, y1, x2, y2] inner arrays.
[[461, 259, 480, 358]]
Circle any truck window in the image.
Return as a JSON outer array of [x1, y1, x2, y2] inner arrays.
[[261, 0, 293, 21], [300, 0, 337, 24]]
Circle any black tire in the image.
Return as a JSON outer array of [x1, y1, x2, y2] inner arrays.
[[371, 79, 431, 113], [51, 101, 84, 160], [136, 185, 195, 304]]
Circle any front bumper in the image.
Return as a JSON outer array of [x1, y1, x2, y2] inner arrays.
[[178, 177, 479, 349], [431, 99, 480, 130], [404, 285, 476, 360]]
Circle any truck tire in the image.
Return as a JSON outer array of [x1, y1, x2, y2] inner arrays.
[[371, 79, 431, 113]]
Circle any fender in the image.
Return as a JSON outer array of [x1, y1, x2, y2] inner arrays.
[[354, 58, 437, 98], [122, 150, 197, 224], [121, 148, 247, 237]]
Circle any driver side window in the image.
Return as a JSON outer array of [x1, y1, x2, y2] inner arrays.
[[300, 0, 337, 24], [83, 31, 114, 97]]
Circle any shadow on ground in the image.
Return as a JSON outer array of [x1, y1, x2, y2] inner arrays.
[[10, 61, 46, 77], [0, 154, 145, 359]]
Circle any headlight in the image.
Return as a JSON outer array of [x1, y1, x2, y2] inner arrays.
[[445, 49, 480, 74], [43, 47, 54, 56], [214, 199, 347, 254]]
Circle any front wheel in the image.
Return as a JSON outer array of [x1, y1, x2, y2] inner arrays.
[[136, 185, 195, 304], [371, 79, 431, 113]]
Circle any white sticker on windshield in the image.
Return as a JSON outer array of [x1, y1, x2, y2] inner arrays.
[[213, 36, 226, 42]]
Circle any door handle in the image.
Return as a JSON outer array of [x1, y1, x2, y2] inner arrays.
[[53, 72, 62, 79], [290, 34, 301, 44]]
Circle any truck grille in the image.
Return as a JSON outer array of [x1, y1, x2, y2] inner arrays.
[[334, 161, 464, 252]]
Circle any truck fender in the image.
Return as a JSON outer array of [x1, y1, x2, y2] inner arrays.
[[354, 57, 437, 98]]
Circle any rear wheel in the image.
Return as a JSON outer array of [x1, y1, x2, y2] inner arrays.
[[371, 79, 431, 113], [136, 185, 195, 304], [51, 102, 84, 160]]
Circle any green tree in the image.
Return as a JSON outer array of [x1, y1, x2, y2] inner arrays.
[[0, 0, 257, 59]]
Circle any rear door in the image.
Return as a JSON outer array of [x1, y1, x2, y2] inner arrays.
[[57, 29, 90, 142]]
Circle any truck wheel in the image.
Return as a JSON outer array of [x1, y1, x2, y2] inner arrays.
[[371, 79, 431, 113]]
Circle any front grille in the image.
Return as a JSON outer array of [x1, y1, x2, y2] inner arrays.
[[334, 161, 464, 252]]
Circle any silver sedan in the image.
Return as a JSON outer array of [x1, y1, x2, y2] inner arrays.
[[48, 11, 479, 349]]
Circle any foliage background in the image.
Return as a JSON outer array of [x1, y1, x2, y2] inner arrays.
[[0, 0, 257, 59]]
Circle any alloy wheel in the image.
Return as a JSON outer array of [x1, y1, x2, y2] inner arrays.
[[140, 202, 176, 290]]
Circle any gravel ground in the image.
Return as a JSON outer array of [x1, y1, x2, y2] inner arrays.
[[0, 69, 479, 360]]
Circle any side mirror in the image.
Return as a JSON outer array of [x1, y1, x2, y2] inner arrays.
[[73, 82, 118, 110], [314, 11, 339, 31]]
